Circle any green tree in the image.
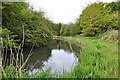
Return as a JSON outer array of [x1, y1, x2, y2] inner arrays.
[[58, 23, 62, 36], [78, 2, 106, 36], [77, 2, 118, 36], [2, 2, 57, 48]]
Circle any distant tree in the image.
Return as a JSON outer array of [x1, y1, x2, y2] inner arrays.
[[58, 23, 62, 36]]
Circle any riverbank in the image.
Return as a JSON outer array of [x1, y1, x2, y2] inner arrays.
[[53, 35, 85, 47], [2, 34, 118, 78], [53, 35, 118, 78]]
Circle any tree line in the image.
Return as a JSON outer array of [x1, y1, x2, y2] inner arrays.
[[2, 1, 119, 48], [60, 1, 119, 36]]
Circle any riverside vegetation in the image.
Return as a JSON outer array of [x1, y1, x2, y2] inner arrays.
[[1, 1, 119, 78]]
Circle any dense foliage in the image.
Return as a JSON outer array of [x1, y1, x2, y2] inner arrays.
[[60, 1, 119, 36], [2, 2, 59, 47], [60, 23, 81, 36]]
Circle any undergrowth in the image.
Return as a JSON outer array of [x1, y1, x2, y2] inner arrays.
[[90, 32, 118, 42]]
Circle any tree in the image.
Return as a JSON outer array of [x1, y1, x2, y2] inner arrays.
[[77, 1, 119, 36], [2, 2, 57, 48], [78, 2, 106, 36], [58, 23, 62, 36]]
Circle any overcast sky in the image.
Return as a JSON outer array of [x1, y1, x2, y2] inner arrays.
[[25, 0, 116, 24]]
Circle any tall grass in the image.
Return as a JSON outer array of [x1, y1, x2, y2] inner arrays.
[[90, 32, 118, 42], [62, 34, 118, 78]]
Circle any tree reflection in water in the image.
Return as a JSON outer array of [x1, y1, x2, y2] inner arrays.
[[24, 39, 82, 74]]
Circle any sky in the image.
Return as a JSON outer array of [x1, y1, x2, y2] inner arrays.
[[25, 0, 116, 24]]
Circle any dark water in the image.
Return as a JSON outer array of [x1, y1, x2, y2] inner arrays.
[[24, 39, 81, 75]]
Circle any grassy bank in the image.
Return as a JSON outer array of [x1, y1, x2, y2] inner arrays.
[[54, 32, 118, 78]]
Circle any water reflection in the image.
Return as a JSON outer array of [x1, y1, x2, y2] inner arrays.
[[42, 49, 78, 73], [24, 40, 81, 74]]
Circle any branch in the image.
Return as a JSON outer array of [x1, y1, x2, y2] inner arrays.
[[20, 19, 25, 64], [19, 52, 33, 70], [30, 60, 39, 70], [19, 45, 34, 70], [1, 65, 6, 78]]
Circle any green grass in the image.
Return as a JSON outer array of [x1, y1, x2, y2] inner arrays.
[[58, 34, 118, 78], [2, 33, 118, 78], [2, 65, 76, 78]]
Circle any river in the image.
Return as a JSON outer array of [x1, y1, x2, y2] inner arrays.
[[24, 39, 81, 75]]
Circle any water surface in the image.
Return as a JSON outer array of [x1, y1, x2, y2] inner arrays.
[[24, 40, 81, 74]]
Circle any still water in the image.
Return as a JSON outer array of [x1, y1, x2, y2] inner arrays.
[[24, 40, 81, 74]]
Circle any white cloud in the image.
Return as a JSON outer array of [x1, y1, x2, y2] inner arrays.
[[25, 0, 116, 24]]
